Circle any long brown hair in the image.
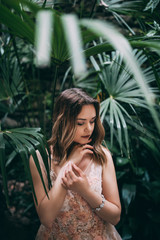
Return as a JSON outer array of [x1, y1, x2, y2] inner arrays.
[[48, 88, 106, 165]]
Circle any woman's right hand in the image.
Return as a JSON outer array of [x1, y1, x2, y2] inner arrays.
[[61, 162, 91, 196], [67, 144, 94, 165]]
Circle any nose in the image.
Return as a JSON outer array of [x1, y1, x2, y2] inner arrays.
[[85, 123, 92, 132]]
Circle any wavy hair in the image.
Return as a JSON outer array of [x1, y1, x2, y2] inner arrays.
[[48, 88, 106, 166]]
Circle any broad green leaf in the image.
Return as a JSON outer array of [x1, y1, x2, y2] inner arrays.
[[0, 4, 34, 43], [3, 131, 38, 204], [12, 131, 51, 187], [3, 128, 50, 203]]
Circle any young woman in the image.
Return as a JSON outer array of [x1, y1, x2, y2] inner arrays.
[[30, 88, 122, 239]]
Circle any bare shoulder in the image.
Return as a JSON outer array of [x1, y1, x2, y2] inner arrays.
[[101, 145, 113, 164], [29, 150, 42, 168], [29, 150, 50, 179]]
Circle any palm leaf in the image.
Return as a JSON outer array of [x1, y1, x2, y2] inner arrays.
[[61, 14, 87, 77], [83, 39, 160, 59], [11, 129, 51, 186], [35, 10, 54, 67], [1, 128, 50, 204], [89, 48, 159, 155], [0, 3, 34, 43], [112, 100, 123, 152], [52, 13, 69, 64]]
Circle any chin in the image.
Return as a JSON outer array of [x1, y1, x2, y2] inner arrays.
[[74, 139, 89, 145]]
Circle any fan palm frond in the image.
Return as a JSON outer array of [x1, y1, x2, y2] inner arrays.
[[88, 49, 159, 155], [0, 128, 50, 205]]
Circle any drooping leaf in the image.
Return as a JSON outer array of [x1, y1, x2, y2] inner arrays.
[[122, 183, 136, 214]]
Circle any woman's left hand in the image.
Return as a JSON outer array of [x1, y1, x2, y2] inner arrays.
[[61, 162, 91, 196]]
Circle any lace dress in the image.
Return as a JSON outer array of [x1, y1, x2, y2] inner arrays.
[[35, 160, 122, 240]]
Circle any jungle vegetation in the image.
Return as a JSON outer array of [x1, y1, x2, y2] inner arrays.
[[0, 0, 160, 239]]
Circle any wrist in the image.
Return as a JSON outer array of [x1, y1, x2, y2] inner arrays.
[[82, 189, 106, 210], [81, 186, 94, 202], [92, 194, 106, 212]]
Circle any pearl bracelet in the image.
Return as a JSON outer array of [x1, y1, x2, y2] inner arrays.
[[93, 194, 106, 212]]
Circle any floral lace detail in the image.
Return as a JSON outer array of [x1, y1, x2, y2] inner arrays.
[[50, 169, 56, 183], [87, 163, 102, 194], [36, 161, 122, 240]]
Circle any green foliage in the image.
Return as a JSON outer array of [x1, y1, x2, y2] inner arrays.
[[0, 128, 50, 205], [144, 0, 160, 12], [0, 0, 160, 239]]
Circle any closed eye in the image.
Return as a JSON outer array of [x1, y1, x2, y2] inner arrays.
[[76, 116, 96, 126], [90, 117, 96, 124], [77, 122, 84, 126]]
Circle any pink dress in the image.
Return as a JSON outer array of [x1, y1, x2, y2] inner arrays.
[[35, 160, 122, 240]]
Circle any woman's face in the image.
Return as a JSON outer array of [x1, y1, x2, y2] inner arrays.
[[73, 104, 96, 145]]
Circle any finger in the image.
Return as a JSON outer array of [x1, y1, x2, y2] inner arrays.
[[83, 149, 93, 155], [61, 174, 68, 186], [72, 164, 84, 177], [65, 162, 74, 178], [61, 178, 68, 189], [66, 166, 78, 182], [87, 138, 92, 143], [82, 144, 94, 150]]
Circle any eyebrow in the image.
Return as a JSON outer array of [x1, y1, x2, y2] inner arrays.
[[77, 116, 96, 121]]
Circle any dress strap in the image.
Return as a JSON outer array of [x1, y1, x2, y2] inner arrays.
[[83, 158, 93, 173]]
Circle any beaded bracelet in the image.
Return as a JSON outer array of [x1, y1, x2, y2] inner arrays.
[[92, 194, 106, 212]]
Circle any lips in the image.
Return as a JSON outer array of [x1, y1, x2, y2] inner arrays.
[[81, 135, 90, 138]]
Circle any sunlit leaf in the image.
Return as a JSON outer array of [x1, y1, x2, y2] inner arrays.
[[62, 14, 87, 78], [35, 10, 54, 67]]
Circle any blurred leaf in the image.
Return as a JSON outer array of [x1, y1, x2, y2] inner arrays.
[[116, 157, 129, 166], [80, 20, 160, 133], [62, 14, 87, 78], [35, 10, 54, 67], [0, 52, 24, 100], [52, 13, 69, 64], [122, 224, 132, 240], [140, 137, 160, 166], [0, 133, 9, 205], [0, 2, 34, 43], [5, 150, 17, 167], [144, 0, 160, 12], [122, 183, 136, 214]]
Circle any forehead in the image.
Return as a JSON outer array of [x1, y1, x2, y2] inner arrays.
[[77, 104, 96, 118]]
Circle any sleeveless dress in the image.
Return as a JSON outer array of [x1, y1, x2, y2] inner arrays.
[[35, 160, 122, 240]]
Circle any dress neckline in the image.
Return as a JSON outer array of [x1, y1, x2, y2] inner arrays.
[[83, 158, 93, 173], [50, 158, 93, 177]]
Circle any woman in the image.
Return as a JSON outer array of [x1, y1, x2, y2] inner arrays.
[[30, 88, 122, 239]]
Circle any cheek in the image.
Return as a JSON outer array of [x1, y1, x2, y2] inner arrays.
[[74, 127, 81, 139], [92, 123, 95, 131]]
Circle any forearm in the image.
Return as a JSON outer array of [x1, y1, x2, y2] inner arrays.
[[37, 177, 67, 228], [82, 188, 121, 225]]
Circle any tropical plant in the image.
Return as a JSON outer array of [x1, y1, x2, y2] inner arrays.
[[0, 0, 160, 239], [75, 48, 159, 156]]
